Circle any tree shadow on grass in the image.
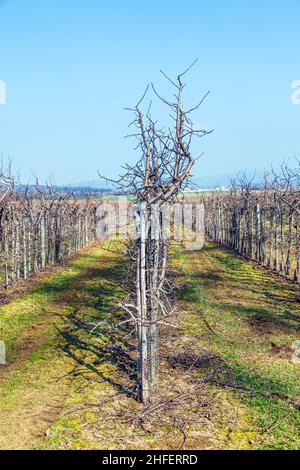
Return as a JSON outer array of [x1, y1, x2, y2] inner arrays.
[[52, 259, 139, 399], [227, 304, 300, 333], [179, 250, 300, 334], [59, 310, 138, 398]]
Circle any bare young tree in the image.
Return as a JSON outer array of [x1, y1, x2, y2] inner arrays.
[[117, 64, 211, 404]]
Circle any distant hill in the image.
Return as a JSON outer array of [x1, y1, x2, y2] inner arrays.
[[191, 174, 230, 189], [191, 170, 264, 190], [16, 183, 113, 195], [16, 173, 263, 195], [71, 177, 231, 191], [69, 180, 113, 190]]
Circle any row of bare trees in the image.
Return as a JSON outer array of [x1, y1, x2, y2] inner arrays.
[[204, 164, 300, 281], [0, 173, 98, 290]]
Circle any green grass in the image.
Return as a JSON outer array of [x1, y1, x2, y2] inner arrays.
[[1, 238, 300, 449], [175, 242, 300, 450], [0, 243, 127, 449]]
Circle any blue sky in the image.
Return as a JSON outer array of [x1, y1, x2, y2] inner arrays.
[[0, 0, 300, 185]]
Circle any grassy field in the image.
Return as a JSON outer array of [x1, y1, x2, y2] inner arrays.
[[176, 242, 300, 449], [0, 241, 299, 450]]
